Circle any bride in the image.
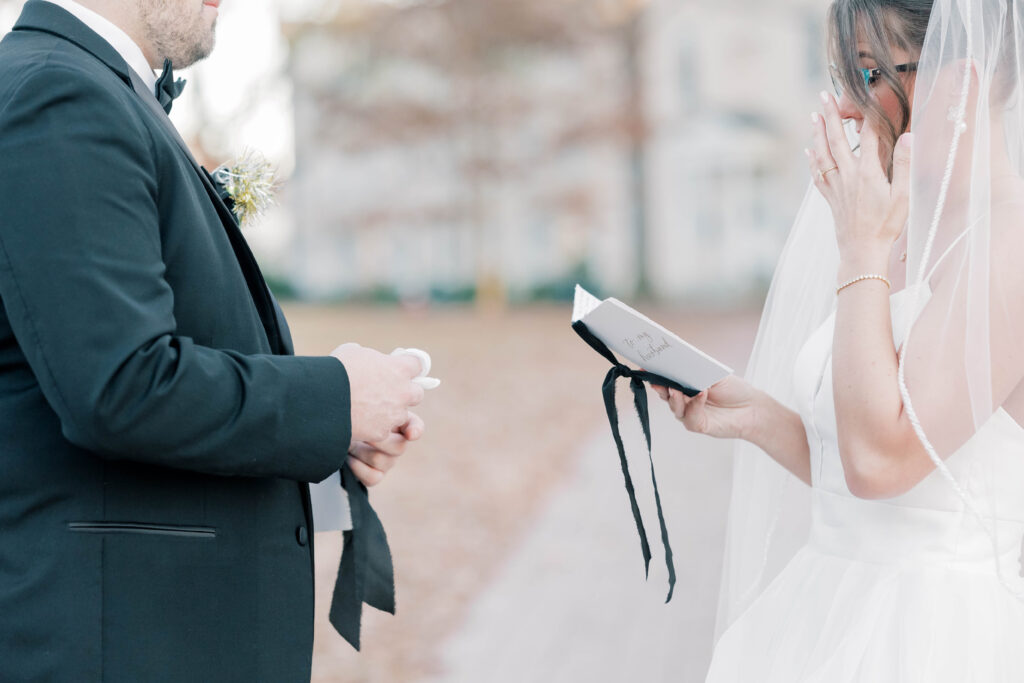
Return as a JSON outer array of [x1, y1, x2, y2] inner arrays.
[[655, 0, 1024, 679]]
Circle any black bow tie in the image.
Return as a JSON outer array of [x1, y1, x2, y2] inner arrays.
[[155, 58, 186, 114]]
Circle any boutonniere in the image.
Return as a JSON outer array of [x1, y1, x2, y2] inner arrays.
[[212, 149, 279, 228]]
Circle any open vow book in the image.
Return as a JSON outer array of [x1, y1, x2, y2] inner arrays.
[[572, 285, 733, 392]]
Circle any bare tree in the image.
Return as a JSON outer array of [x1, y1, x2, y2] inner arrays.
[[286, 0, 654, 301]]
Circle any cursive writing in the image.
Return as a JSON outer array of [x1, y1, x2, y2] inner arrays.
[[623, 332, 672, 362]]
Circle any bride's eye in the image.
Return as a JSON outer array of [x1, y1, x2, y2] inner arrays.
[[860, 67, 882, 88]]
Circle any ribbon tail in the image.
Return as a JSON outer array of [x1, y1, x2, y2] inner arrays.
[[329, 527, 364, 650], [603, 368, 652, 577], [359, 500, 396, 614], [329, 464, 396, 651], [631, 378, 676, 603]]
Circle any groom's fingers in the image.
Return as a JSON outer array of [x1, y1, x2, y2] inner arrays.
[[353, 436, 405, 462], [651, 384, 670, 401], [397, 412, 425, 442], [347, 455, 386, 488], [346, 411, 425, 488], [404, 378, 426, 409], [350, 444, 399, 476], [394, 353, 425, 380]]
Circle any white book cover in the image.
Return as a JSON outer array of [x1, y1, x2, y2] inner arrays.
[[572, 284, 732, 391]]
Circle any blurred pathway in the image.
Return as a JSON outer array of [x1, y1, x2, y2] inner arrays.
[[424, 397, 734, 683]]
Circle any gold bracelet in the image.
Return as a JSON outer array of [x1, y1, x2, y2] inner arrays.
[[836, 273, 892, 295]]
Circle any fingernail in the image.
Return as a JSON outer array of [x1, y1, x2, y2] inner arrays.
[[819, 90, 830, 104], [899, 132, 913, 147], [811, 111, 820, 123]]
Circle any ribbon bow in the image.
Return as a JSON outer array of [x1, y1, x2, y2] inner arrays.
[[328, 462, 396, 650], [572, 320, 700, 602], [155, 58, 187, 114]]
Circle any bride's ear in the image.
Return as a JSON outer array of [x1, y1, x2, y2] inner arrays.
[[926, 58, 982, 118], [907, 58, 981, 171]]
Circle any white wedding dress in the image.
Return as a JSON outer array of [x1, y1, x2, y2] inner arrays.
[[705, 284, 1024, 682]]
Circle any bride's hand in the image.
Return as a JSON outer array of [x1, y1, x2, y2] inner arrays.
[[808, 91, 911, 262], [651, 375, 758, 440]]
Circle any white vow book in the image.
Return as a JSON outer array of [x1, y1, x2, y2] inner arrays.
[[571, 284, 733, 391]]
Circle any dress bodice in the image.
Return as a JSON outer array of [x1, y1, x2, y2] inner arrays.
[[791, 284, 1024, 573]]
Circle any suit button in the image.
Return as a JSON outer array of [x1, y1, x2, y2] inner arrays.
[[296, 526, 308, 546]]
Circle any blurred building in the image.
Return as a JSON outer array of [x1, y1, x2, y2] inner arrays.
[[0, 0, 831, 304], [282, 0, 829, 304], [643, 0, 826, 302]]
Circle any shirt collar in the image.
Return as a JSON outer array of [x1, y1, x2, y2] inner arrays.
[[42, 0, 158, 96]]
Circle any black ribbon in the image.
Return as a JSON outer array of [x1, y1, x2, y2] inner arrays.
[[329, 462, 396, 650], [155, 58, 186, 114], [572, 320, 699, 602]]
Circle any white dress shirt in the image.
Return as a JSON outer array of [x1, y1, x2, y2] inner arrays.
[[43, 0, 158, 95]]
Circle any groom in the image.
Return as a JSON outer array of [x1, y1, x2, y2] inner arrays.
[[0, 0, 425, 680]]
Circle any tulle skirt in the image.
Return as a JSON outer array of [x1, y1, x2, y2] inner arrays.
[[705, 545, 1024, 682]]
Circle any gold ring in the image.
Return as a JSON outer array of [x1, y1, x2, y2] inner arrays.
[[819, 165, 839, 182]]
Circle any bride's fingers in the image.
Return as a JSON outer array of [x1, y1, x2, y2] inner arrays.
[[807, 148, 834, 197], [667, 388, 689, 419], [680, 392, 707, 432], [819, 91, 855, 169], [695, 391, 707, 407], [669, 389, 706, 428], [810, 113, 839, 178], [651, 384, 670, 401]]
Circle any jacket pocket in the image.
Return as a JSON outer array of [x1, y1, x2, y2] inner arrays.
[[67, 521, 216, 539]]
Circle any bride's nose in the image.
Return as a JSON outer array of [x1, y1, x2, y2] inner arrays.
[[836, 91, 864, 132]]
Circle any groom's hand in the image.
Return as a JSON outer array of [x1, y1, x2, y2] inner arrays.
[[347, 412, 426, 487], [331, 343, 425, 445]]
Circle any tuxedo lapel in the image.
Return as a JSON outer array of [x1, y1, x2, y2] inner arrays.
[[123, 69, 286, 355]]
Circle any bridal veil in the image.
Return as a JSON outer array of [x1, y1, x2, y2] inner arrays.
[[716, 0, 1024, 637]]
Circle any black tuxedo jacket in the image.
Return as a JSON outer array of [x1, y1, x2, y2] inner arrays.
[[0, 2, 352, 680]]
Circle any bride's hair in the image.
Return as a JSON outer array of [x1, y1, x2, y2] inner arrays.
[[827, 0, 932, 175]]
